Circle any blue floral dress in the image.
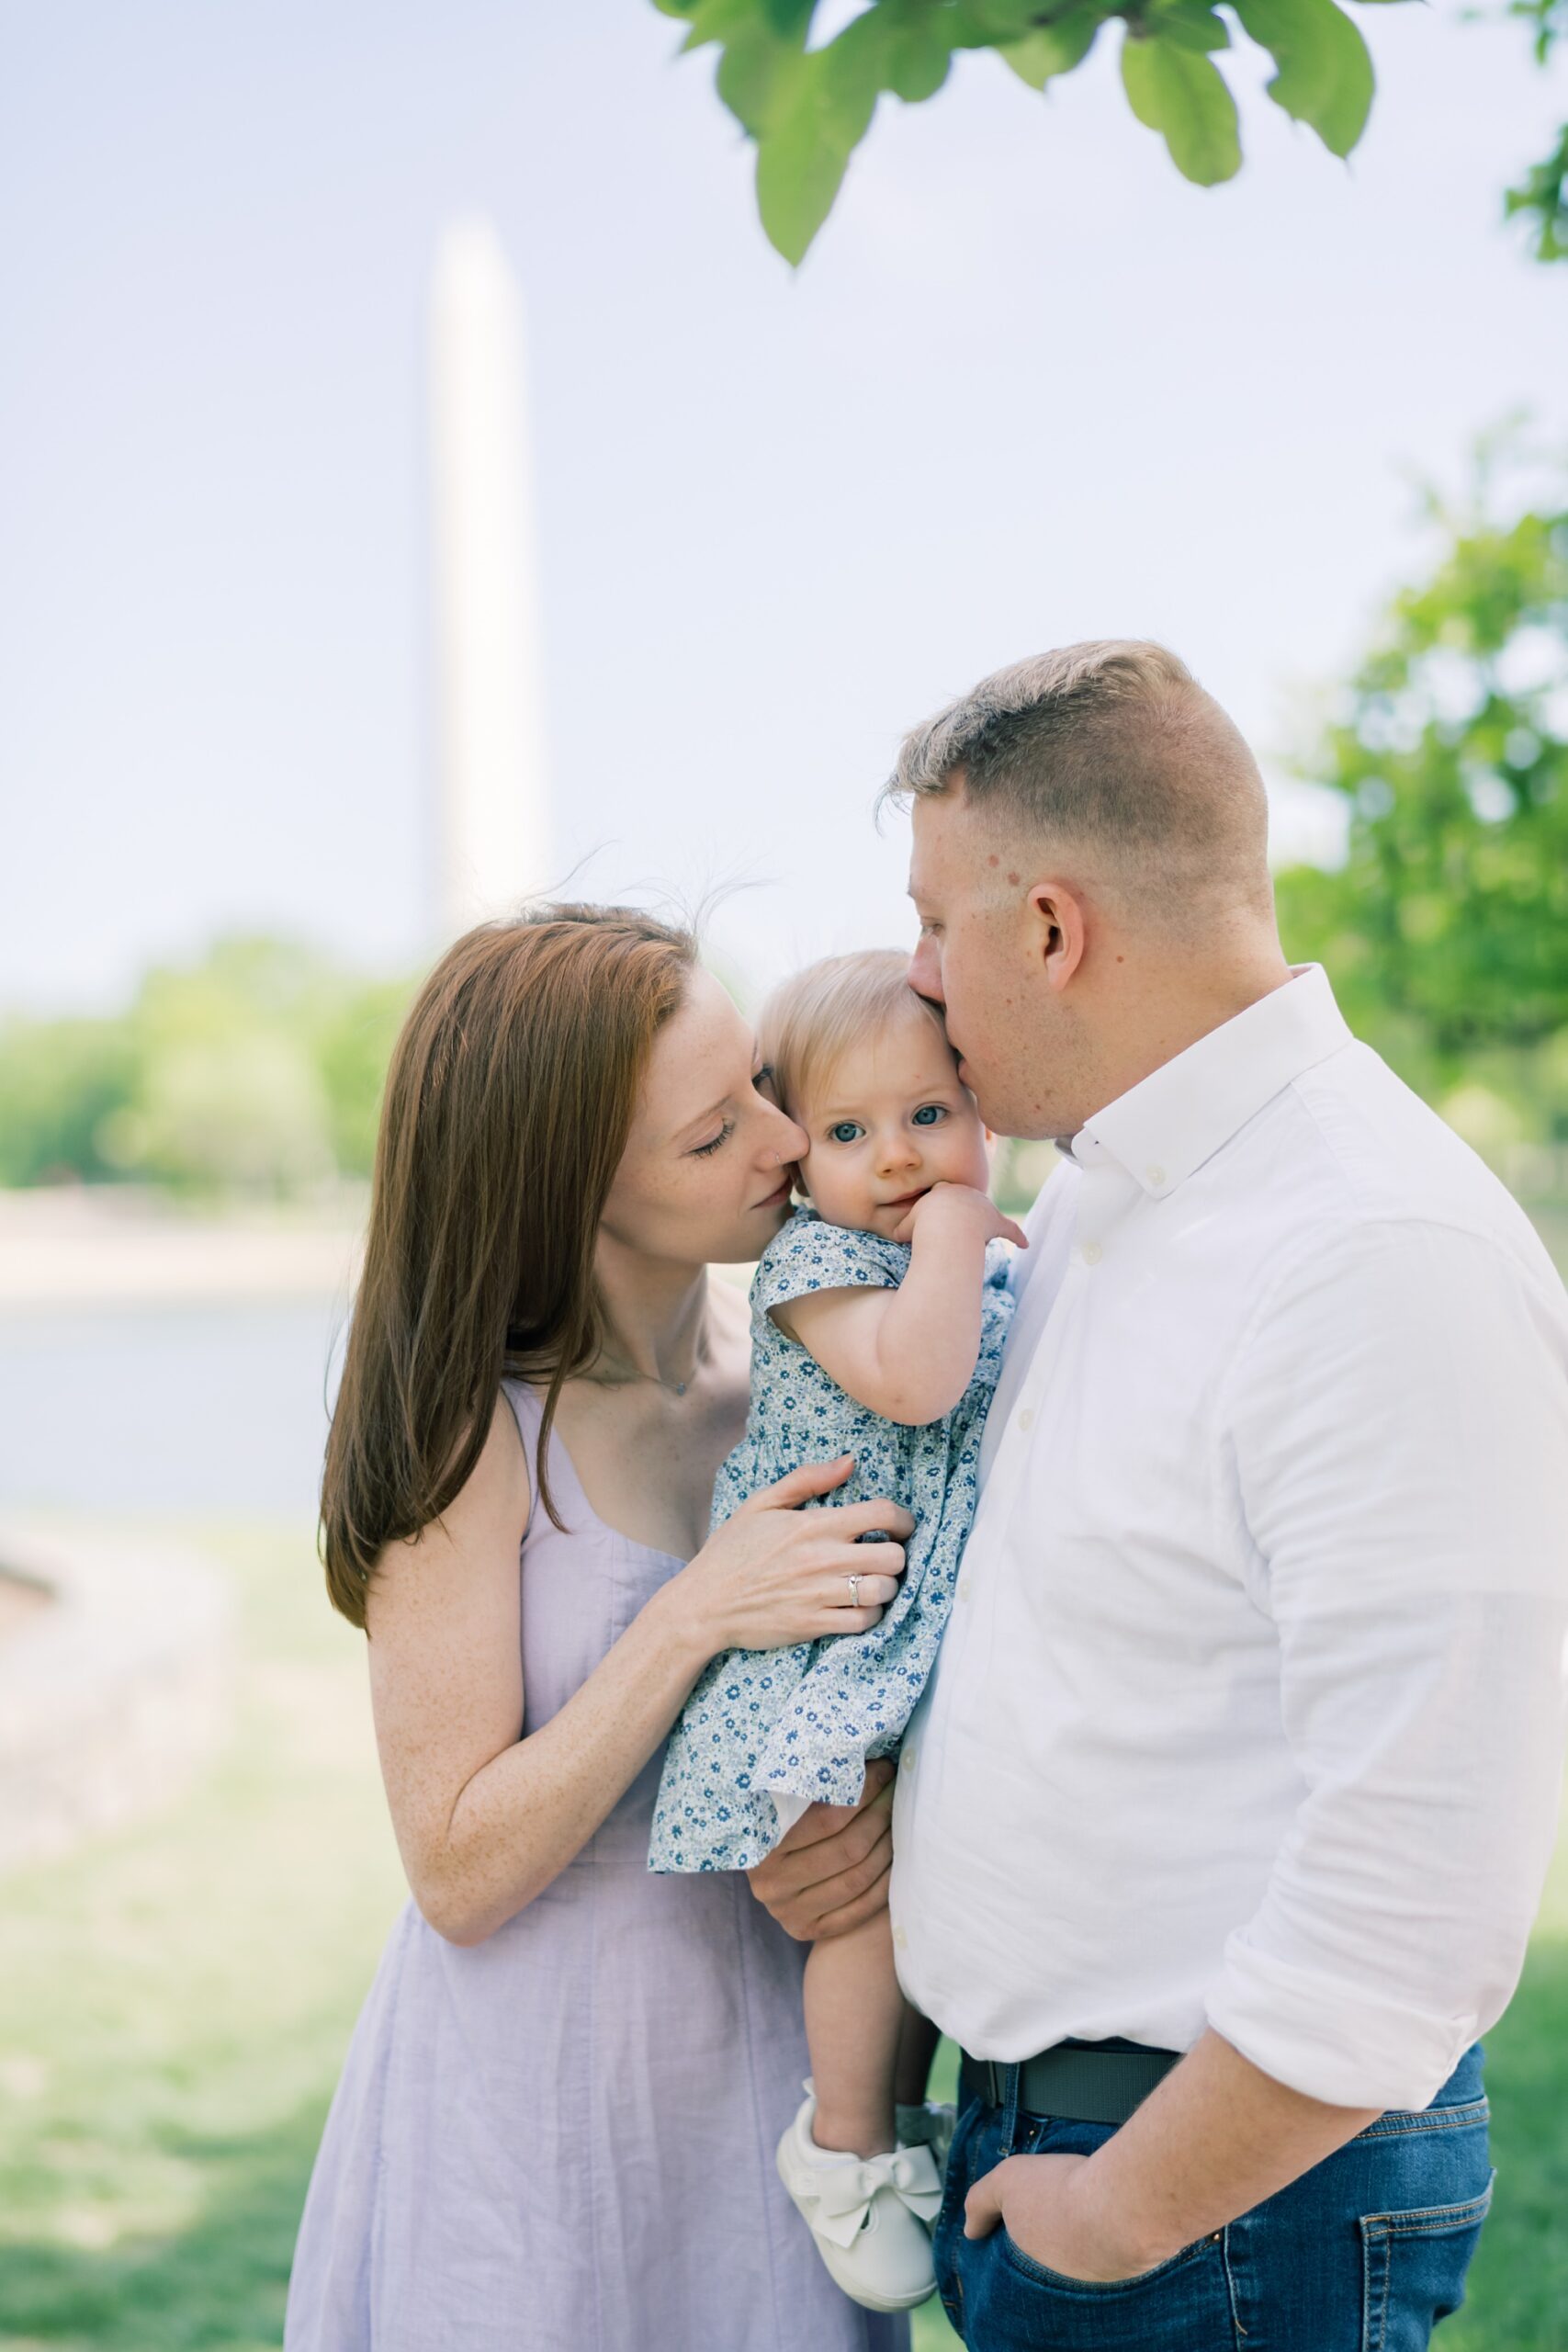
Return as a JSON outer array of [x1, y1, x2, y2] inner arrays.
[[649, 1207, 1014, 1874]]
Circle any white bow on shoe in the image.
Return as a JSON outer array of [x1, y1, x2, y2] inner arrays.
[[803, 2144, 944, 2250], [776, 2082, 942, 2313]]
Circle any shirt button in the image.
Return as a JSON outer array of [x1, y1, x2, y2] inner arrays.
[[900, 1746, 917, 1772], [958, 1577, 974, 1602], [1016, 1407, 1034, 1432], [892, 1924, 908, 1951], [1081, 1239, 1103, 1266], [1145, 1164, 1167, 1188]]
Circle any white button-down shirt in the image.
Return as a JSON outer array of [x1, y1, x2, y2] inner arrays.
[[892, 967, 1568, 2109]]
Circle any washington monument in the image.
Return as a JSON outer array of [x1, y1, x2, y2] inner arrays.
[[428, 217, 550, 937]]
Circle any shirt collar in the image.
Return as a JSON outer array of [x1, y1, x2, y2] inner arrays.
[[1070, 965, 1353, 1199]]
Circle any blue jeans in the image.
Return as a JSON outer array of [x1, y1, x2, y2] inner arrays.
[[933, 2046, 1492, 2351]]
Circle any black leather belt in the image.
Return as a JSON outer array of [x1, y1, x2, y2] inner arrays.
[[959, 2037, 1180, 2128]]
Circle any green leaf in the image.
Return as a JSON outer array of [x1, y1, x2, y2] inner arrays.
[[754, 113, 855, 265], [1505, 120, 1568, 264], [758, 0, 818, 29], [679, 0, 813, 137], [885, 40, 953, 104], [717, 28, 807, 134], [881, 2, 955, 104], [679, 0, 810, 54], [1233, 0, 1374, 158], [1000, 7, 1104, 89], [679, 0, 746, 48], [820, 7, 901, 119], [1120, 31, 1241, 184], [754, 30, 883, 263], [951, 0, 1059, 35], [1145, 0, 1232, 54]]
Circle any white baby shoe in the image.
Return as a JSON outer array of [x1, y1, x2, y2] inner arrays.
[[896, 2098, 957, 2177], [776, 2081, 942, 2313]]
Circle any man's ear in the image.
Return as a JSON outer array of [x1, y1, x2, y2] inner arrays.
[[1029, 880, 1088, 993]]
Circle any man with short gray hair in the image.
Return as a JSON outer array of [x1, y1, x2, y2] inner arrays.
[[757, 640, 1568, 2349]]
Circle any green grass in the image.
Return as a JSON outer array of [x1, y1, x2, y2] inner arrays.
[[0, 1523, 406, 2352], [2, 1521, 1566, 2351]]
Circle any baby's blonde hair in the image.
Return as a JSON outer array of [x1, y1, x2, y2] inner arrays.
[[759, 949, 951, 1120]]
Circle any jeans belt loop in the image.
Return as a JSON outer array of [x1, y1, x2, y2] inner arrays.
[[1003, 2059, 1025, 2154]]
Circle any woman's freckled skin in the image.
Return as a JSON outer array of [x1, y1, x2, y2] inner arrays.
[[987, 853, 999, 867], [1007, 871, 1021, 886]]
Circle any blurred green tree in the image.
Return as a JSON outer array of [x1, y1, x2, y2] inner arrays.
[[1502, 0, 1567, 261], [652, 0, 1409, 263], [0, 940, 412, 1196], [0, 1018, 138, 1187], [1274, 446, 1568, 1148], [315, 976, 420, 1177]]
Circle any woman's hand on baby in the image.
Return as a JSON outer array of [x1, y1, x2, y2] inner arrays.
[[668, 1456, 913, 1661], [892, 1182, 1028, 1252], [747, 1758, 897, 1941]]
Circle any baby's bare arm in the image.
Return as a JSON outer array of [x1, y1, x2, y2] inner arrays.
[[774, 1186, 1023, 1425]]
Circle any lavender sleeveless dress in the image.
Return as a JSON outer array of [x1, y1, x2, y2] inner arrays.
[[286, 1381, 907, 2352]]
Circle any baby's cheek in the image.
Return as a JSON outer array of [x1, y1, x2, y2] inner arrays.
[[805, 1160, 857, 1224], [947, 1126, 993, 1190], [794, 1148, 834, 1214]]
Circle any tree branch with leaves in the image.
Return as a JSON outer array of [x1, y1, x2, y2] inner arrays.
[[1501, 0, 1567, 259], [652, 0, 1410, 262], [1275, 447, 1568, 1110]]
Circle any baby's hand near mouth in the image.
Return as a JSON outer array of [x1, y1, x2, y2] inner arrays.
[[892, 1183, 1028, 1252]]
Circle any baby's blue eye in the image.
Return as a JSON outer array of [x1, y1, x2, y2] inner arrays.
[[828, 1121, 863, 1146], [912, 1103, 947, 1127]]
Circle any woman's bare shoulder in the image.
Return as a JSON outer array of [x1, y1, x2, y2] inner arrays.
[[366, 1393, 530, 1634], [444, 1389, 532, 1524], [482, 1385, 533, 1501]]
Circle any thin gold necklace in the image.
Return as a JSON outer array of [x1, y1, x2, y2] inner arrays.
[[585, 1331, 709, 1399]]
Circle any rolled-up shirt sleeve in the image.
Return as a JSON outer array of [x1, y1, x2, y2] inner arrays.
[[1207, 1216, 1568, 2110]]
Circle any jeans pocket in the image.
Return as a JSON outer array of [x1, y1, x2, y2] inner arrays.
[[1360, 2172, 1495, 2352], [964, 2227, 1235, 2352], [998, 2226, 1224, 2297]]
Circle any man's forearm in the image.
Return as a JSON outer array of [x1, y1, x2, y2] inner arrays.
[[1080, 2030, 1380, 2266]]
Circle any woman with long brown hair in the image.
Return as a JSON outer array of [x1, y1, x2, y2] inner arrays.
[[285, 905, 911, 2352]]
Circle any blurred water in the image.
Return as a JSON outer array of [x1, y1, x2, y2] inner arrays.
[[0, 1300, 344, 1513], [5, 1204, 1559, 1520]]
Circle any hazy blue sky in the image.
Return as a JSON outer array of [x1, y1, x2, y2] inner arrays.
[[2, 1, 1563, 1012]]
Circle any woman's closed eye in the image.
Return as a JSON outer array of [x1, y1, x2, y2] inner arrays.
[[688, 1069, 776, 1157], [689, 1120, 735, 1159]]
